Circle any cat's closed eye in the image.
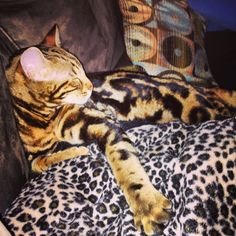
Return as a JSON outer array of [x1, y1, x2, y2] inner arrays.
[[69, 79, 82, 88]]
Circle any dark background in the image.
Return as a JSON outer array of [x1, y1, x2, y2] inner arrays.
[[205, 30, 236, 90]]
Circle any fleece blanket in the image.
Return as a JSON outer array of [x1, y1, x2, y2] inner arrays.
[[2, 117, 236, 236]]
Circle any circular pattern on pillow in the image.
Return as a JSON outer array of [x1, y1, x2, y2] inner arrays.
[[119, 0, 152, 24], [162, 35, 192, 68], [124, 25, 156, 61]]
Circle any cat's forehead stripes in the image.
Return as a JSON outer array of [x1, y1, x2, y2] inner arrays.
[[31, 47, 87, 83], [42, 47, 83, 70]]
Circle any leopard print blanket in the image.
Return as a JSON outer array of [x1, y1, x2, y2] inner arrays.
[[2, 117, 236, 236]]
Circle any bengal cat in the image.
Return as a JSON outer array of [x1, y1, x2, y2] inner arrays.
[[5, 25, 236, 235]]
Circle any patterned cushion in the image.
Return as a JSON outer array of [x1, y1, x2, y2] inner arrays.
[[3, 118, 236, 235], [118, 0, 217, 87]]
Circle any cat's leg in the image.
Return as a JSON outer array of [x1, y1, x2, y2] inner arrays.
[[88, 123, 171, 235], [31, 146, 89, 173], [73, 107, 172, 235]]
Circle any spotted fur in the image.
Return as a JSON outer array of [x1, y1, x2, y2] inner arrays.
[[90, 71, 236, 124], [5, 25, 236, 235]]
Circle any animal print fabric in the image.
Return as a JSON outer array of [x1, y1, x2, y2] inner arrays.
[[3, 117, 236, 236]]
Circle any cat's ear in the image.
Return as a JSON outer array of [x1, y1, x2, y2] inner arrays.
[[20, 47, 48, 81], [41, 24, 61, 47]]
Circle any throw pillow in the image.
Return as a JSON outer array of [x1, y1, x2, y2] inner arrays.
[[119, 0, 217, 87]]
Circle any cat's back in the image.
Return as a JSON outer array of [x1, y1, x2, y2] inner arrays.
[[89, 70, 236, 123]]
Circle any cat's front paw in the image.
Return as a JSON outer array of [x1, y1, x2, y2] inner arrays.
[[129, 185, 171, 235]]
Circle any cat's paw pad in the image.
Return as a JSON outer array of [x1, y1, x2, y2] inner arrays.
[[131, 188, 171, 235]]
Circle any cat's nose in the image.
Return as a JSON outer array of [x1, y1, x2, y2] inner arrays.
[[86, 81, 93, 91]]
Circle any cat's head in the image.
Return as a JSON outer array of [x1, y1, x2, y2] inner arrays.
[[7, 25, 93, 106]]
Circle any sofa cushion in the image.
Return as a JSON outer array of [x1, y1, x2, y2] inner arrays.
[[0, 0, 130, 73], [0, 27, 29, 214]]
